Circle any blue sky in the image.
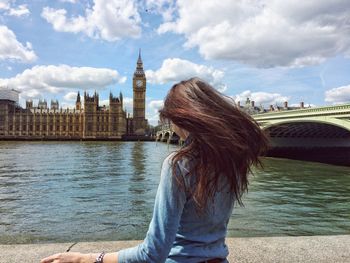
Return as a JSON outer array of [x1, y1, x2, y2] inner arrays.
[[0, 0, 350, 125]]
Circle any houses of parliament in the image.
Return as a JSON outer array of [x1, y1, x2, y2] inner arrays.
[[0, 52, 148, 140]]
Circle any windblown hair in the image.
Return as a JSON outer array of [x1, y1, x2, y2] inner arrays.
[[159, 78, 269, 210]]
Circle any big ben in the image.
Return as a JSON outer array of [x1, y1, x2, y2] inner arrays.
[[132, 49, 147, 135]]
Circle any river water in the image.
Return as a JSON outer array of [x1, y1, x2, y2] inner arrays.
[[0, 141, 349, 244]]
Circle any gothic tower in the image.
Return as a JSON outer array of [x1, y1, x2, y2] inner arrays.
[[76, 91, 81, 111], [132, 49, 147, 135], [83, 91, 99, 137]]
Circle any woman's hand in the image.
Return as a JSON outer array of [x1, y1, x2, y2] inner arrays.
[[40, 252, 93, 263]]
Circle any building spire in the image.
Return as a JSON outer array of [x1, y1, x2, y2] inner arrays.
[[138, 48, 142, 63], [134, 48, 145, 77]]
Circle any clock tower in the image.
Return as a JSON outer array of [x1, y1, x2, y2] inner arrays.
[[132, 49, 147, 135]]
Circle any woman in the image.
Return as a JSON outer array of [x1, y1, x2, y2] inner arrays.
[[41, 78, 268, 263]]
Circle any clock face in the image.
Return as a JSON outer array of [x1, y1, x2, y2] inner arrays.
[[136, 80, 143, 87]]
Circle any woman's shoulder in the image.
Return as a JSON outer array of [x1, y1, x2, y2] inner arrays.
[[163, 151, 193, 175], [163, 151, 176, 164]]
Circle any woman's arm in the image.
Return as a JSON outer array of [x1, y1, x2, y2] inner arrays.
[[40, 251, 118, 263]]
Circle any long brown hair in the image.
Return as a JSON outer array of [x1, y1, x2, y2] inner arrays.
[[159, 77, 269, 210]]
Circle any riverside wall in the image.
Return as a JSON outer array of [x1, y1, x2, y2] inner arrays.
[[1, 235, 349, 263]]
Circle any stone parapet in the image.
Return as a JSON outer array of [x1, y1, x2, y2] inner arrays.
[[0, 235, 349, 263]]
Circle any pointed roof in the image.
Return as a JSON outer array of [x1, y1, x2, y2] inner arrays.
[[137, 48, 142, 64], [134, 48, 145, 77]]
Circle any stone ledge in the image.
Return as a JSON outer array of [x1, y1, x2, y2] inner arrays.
[[0, 235, 349, 263]]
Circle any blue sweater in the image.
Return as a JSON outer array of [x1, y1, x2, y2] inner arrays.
[[118, 148, 234, 263]]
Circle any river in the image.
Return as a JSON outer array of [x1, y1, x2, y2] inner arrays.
[[0, 141, 349, 244]]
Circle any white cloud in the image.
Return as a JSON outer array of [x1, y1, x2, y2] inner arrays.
[[123, 97, 133, 115], [0, 64, 126, 100], [60, 102, 75, 109], [146, 99, 163, 125], [232, 90, 290, 107], [8, 4, 29, 17], [0, 1, 30, 17], [0, 25, 37, 63], [144, 0, 176, 22], [63, 91, 78, 101], [325, 85, 350, 104], [146, 113, 160, 126], [149, 99, 163, 113], [41, 0, 141, 41], [145, 58, 226, 90], [0, 0, 9, 10], [158, 0, 350, 68]]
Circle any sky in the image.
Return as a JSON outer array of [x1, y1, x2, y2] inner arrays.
[[0, 0, 350, 126]]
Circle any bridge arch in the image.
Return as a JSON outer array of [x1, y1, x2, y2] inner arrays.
[[262, 119, 350, 148], [156, 132, 163, 141], [263, 118, 350, 137], [163, 131, 170, 142]]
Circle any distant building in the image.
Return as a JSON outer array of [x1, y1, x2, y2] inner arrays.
[[237, 98, 310, 115], [0, 52, 148, 140]]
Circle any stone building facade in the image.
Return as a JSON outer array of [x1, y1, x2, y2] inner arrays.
[[0, 53, 148, 140]]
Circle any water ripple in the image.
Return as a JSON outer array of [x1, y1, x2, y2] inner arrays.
[[0, 141, 349, 244]]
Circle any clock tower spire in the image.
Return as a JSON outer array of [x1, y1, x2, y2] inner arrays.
[[132, 49, 147, 135], [134, 48, 145, 78]]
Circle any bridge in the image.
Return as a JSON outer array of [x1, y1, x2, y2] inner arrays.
[[156, 103, 350, 144], [156, 103, 350, 165], [156, 123, 181, 144], [254, 103, 350, 148]]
